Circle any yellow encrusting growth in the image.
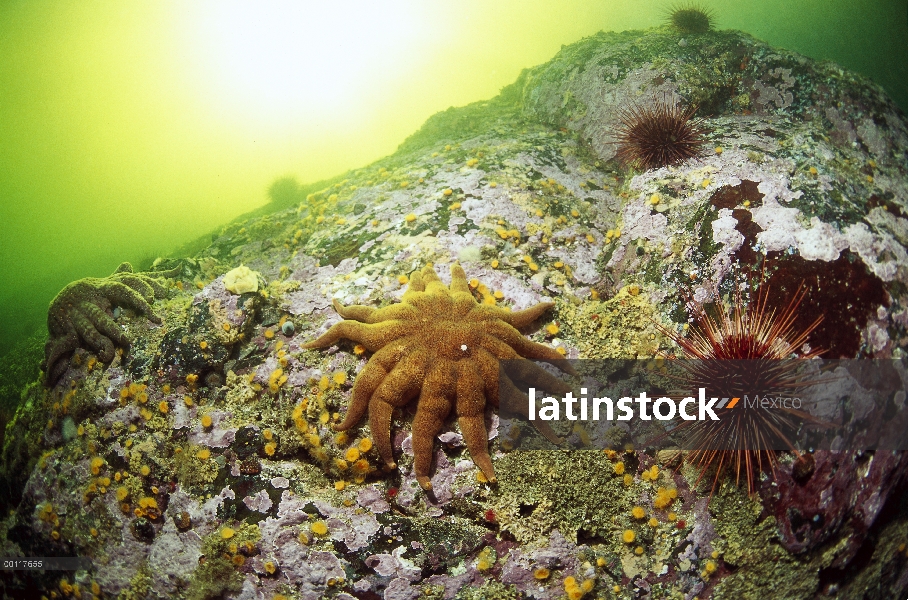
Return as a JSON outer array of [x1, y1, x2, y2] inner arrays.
[[476, 547, 494, 571], [563, 574, 593, 600], [641, 464, 659, 481], [311, 521, 328, 536], [221, 527, 235, 540], [622, 529, 636, 543], [631, 506, 645, 519], [654, 486, 677, 509]]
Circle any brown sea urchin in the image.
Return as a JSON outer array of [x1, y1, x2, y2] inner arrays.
[[667, 3, 715, 34], [614, 97, 706, 170], [659, 286, 824, 495]]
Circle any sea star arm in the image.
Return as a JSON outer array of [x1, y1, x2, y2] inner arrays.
[[44, 320, 79, 383], [504, 302, 556, 328], [367, 350, 430, 471], [403, 269, 426, 295], [417, 264, 448, 295], [83, 302, 132, 349], [335, 352, 391, 432], [472, 347, 502, 407], [303, 319, 415, 352], [464, 301, 554, 327], [331, 298, 418, 324], [482, 321, 561, 361], [502, 358, 574, 396], [498, 372, 564, 445], [410, 359, 456, 490], [112, 275, 158, 301], [455, 360, 497, 484], [483, 322, 577, 374], [70, 305, 117, 363], [448, 263, 471, 294], [97, 281, 162, 324]]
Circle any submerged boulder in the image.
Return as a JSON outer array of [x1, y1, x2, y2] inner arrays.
[[2, 26, 907, 600]]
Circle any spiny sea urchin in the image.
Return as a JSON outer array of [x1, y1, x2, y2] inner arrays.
[[659, 285, 824, 495], [613, 96, 706, 170], [666, 3, 715, 34]]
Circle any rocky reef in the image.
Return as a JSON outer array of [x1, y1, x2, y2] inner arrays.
[[1, 25, 907, 600]]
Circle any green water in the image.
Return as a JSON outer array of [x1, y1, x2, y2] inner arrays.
[[0, 0, 906, 364]]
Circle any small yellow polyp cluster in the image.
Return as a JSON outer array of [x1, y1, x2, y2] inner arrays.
[[494, 227, 521, 242], [268, 368, 288, 393], [654, 486, 678, 509], [564, 575, 594, 599], [292, 401, 308, 432], [119, 381, 148, 406], [641, 464, 659, 481]]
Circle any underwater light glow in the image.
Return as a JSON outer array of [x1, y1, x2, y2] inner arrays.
[[190, 1, 427, 122]]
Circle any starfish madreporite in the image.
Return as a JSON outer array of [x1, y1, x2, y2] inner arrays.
[[304, 263, 574, 490], [44, 262, 169, 384]]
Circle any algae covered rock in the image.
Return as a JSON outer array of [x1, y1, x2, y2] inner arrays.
[[1, 25, 907, 600]]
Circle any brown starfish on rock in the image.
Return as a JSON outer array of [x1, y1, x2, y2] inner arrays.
[[44, 262, 170, 384], [304, 263, 575, 490]]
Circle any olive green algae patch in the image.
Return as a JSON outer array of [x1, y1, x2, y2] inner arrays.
[[709, 484, 819, 599], [556, 286, 667, 359], [492, 451, 632, 544]]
